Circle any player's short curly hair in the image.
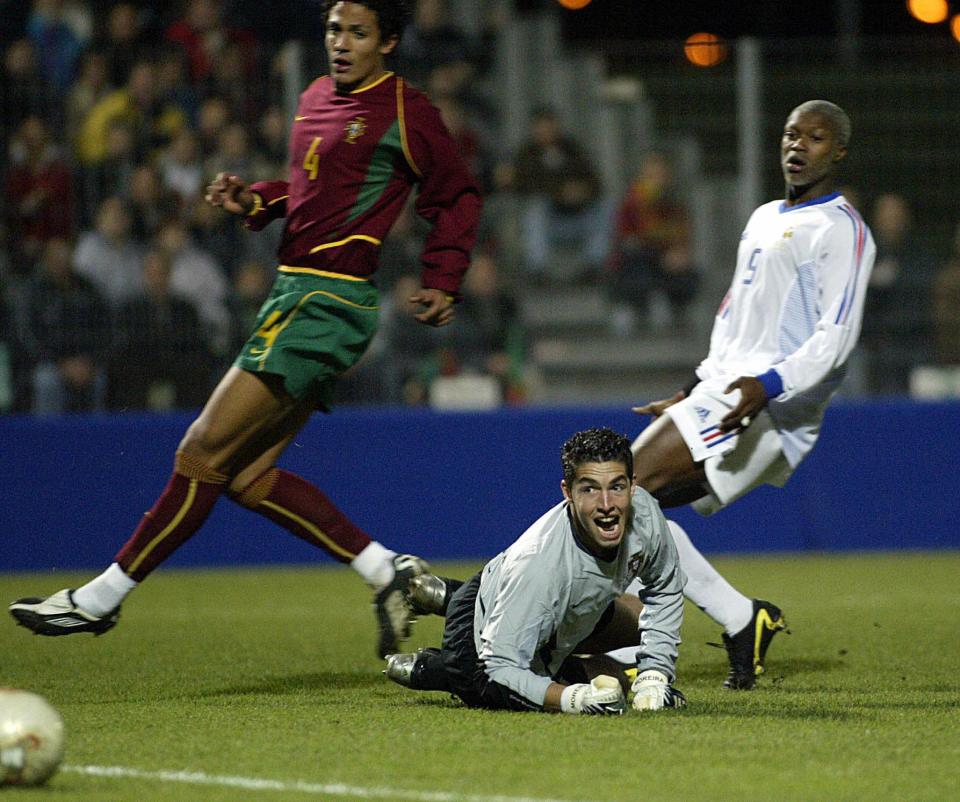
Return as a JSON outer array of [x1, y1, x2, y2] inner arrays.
[[561, 428, 634, 486], [789, 99, 852, 147], [321, 0, 412, 42]]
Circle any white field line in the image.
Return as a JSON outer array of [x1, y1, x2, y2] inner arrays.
[[63, 764, 598, 802]]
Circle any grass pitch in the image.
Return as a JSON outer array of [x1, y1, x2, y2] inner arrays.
[[2, 551, 959, 802]]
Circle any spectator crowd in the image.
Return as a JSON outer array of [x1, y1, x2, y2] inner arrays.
[[1, 0, 956, 414], [0, 0, 517, 413]]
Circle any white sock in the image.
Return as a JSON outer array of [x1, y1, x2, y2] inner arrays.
[[667, 520, 752, 635], [350, 542, 397, 589], [73, 563, 138, 617]]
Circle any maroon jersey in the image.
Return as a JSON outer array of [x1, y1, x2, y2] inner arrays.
[[245, 72, 481, 296]]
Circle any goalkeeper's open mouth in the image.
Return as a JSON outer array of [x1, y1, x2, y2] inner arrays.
[[593, 514, 624, 543]]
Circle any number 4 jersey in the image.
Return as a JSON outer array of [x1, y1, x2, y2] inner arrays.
[[244, 72, 481, 298]]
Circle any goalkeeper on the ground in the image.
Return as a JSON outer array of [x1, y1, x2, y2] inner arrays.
[[384, 427, 686, 714]]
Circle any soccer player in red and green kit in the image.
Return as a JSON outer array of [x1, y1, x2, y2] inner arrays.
[[10, 0, 482, 660]]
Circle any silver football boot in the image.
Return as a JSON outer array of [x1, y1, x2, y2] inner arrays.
[[406, 574, 449, 616], [383, 652, 418, 687], [373, 554, 430, 659]]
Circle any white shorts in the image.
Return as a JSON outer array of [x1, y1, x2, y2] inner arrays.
[[662, 377, 792, 516]]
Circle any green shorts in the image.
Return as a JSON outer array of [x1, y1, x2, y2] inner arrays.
[[234, 271, 379, 410]]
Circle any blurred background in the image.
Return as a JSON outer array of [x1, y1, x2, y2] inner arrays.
[[2, 0, 959, 415]]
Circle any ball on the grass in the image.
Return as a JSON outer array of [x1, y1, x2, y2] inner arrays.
[[0, 689, 65, 786]]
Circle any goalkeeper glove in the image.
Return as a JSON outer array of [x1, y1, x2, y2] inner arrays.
[[631, 669, 687, 711], [559, 675, 625, 715]]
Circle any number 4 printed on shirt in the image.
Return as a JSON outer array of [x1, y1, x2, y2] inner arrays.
[[303, 137, 323, 180]]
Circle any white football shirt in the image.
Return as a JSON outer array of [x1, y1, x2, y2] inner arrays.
[[697, 192, 876, 465]]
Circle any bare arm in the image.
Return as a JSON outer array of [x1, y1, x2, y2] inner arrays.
[[543, 682, 565, 712], [632, 390, 685, 419], [718, 375, 767, 432]]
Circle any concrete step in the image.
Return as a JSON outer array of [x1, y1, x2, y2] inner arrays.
[[519, 285, 610, 333], [526, 331, 702, 406], [532, 333, 703, 373], [527, 367, 697, 407]]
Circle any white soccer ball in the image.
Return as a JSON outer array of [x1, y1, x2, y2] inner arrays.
[[0, 689, 65, 786]]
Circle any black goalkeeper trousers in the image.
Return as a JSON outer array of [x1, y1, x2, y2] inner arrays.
[[411, 573, 541, 711]]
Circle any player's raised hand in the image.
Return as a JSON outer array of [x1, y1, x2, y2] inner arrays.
[[633, 391, 685, 418], [409, 287, 455, 327], [719, 376, 767, 432], [560, 675, 626, 715], [205, 172, 254, 216]]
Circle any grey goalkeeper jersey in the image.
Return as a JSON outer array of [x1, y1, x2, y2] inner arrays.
[[474, 487, 686, 707]]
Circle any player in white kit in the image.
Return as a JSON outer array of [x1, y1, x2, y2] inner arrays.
[[623, 99, 876, 689], [383, 428, 687, 714]]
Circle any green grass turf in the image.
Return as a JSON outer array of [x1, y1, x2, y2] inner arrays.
[[2, 552, 959, 802]]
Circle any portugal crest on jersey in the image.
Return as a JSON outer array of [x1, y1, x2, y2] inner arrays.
[[344, 116, 367, 144]]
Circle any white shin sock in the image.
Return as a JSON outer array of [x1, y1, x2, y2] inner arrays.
[[667, 520, 752, 635], [73, 563, 138, 617], [350, 542, 397, 589]]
